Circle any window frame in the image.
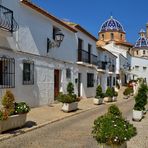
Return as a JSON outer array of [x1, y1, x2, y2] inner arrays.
[[87, 73, 94, 88], [0, 56, 15, 89], [23, 60, 34, 85]]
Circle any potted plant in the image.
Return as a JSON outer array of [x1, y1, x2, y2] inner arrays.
[[104, 87, 113, 102], [112, 87, 118, 102], [57, 82, 79, 112], [0, 90, 30, 133], [123, 87, 131, 99], [133, 83, 148, 121], [94, 85, 104, 105], [92, 105, 137, 148]]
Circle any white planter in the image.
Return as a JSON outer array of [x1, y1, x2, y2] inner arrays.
[[0, 114, 27, 133], [133, 110, 143, 121], [123, 95, 129, 99], [93, 98, 103, 105], [62, 102, 78, 112], [99, 142, 127, 148], [112, 96, 117, 102], [104, 97, 112, 102]]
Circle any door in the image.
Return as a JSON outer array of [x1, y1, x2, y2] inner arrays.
[[54, 69, 60, 99], [78, 73, 81, 97]]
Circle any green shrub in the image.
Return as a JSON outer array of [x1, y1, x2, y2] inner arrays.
[[1, 90, 15, 115], [14, 102, 30, 114], [92, 105, 137, 145], [108, 105, 122, 117], [67, 82, 74, 95], [0, 109, 9, 121], [96, 85, 104, 98], [123, 87, 131, 96], [134, 83, 148, 111], [56, 93, 77, 103], [105, 87, 113, 97]]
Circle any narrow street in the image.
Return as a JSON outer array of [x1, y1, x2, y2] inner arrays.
[[0, 99, 134, 148]]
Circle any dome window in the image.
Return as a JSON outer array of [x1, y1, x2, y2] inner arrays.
[[111, 33, 114, 40], [102, 34, 104, 40]]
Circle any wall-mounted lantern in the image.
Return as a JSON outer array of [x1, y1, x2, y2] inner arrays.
[[47, 30, 64, 53]]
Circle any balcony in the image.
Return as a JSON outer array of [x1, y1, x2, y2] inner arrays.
[[98, 61, 107, 70], [78, 49, 98, 66], [109, 65, 115, 72], [0, 5, 18, 32]]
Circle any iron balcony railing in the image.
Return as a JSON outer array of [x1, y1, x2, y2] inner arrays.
[[109, 65, 115, 72], [91, 54, 98, 65], [78, 49, 98, 65], [0, 5, 18, 32], [98, 61, 107, 70]]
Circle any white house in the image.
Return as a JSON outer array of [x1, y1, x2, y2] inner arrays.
[[0, 0, 111, 107]]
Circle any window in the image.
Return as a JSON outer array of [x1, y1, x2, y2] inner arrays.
[[143, 50, 145, 55], [113, 77, 116, 86], [137, 51, 138, 55], [53, 26, 60, 40], [120, 34, 123, 40], [102, 34, 104, 40], [0, 56, 15, 88], [143, 67, 147, 70], [66, 68, 71, 79], [78, 38, 83, 49], [135, 65, 139, 70], [23, 60, 34, 85], [87, 73, 94, 87], [111, 33, 114, 40], [88, 44, 92, 63]]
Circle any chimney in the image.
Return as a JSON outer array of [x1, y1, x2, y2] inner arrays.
[[146, 23, 148, 38]]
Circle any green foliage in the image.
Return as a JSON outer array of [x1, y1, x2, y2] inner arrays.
[[108, 105, 122, 117], [0, 109, 9, 121], [134, 83, 148, 111], [67, 82, 74, 95], [56, 92, 77, 103], [1, 90, 15, 115], [92, 105, 137, 145], [123, 87, 132, 96], [105, 87, 113, 97], [96, 85, 104, 98], [14, 102, 30, 114]]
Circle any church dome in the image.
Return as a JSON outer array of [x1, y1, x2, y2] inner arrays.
[[100, 16, 125, 33], [134, 29, 148, 48]]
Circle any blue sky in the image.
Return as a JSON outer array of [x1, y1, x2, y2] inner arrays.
[[32, 0, 148, 44]]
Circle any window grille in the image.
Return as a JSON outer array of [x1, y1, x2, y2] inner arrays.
[[0, 56, 15, 88], [87, 73, 94, 87], [23, 60, 34, 85], [66, 68, 71, 79]]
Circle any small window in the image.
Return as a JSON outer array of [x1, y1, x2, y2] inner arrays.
[[66, 68, 71, 79], [23, 60, 34, 85], [87, 73, 94, 87], [143, 50, 145, 55], [111, 33, 114, 40], [137, 51, 138, 55], [135, 65, 139, 70], [102, 34, 104, 40], [0, 56, 15, 88], [143, 67, 147, 70], [120, 34, 123, 40], [53, 26, 60, 40]]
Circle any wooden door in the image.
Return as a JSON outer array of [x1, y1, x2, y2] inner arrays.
[[54, 69, 60, 99]]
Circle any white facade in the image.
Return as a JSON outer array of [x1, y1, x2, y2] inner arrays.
[[130, 56, 148, 83], [0, 0, 106, 107]]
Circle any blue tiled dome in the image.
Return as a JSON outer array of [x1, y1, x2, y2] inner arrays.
[[100, 16, 125, 33], [134, 29, 148, 48]]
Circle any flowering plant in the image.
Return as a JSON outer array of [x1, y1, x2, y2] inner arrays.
[[14, 102, 30, 114], [92, 105, 137, 145]]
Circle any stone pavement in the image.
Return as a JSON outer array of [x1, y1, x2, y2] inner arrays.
[[127, 106, 148, 148], [0, 87, 126, 141]]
